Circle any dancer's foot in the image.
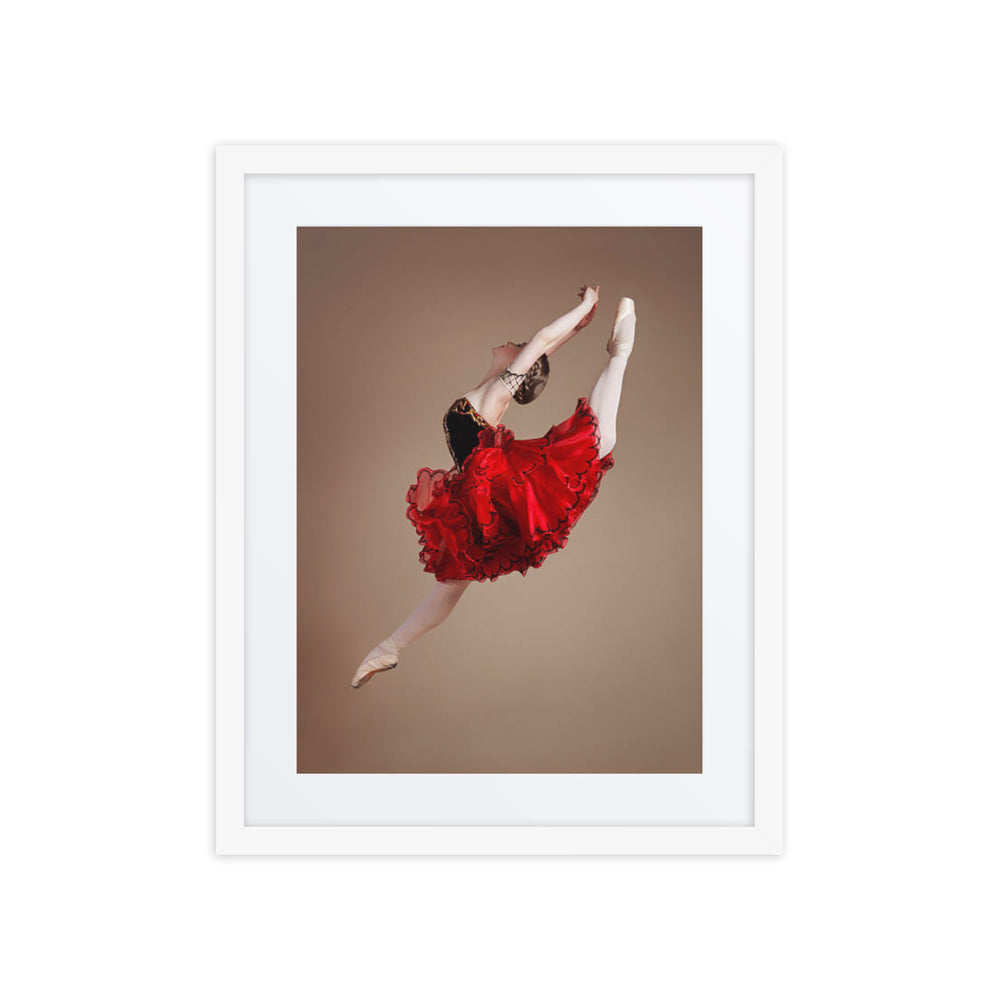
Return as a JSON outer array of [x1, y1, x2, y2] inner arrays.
[[351, 637, 402, 689], [607, 297, 636, 359]]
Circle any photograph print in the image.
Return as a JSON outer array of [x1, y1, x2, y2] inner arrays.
[[296, 226, 702, 774]]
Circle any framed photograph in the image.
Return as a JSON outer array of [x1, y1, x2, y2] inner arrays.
[[215, 143, 784, 855]]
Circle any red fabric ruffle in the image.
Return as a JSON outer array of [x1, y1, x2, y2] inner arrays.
[[405, 397, 615, 582]]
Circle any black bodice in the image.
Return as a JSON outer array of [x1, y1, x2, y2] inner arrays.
[[443, 397, 492, 469]]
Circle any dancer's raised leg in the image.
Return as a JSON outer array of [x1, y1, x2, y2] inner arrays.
[[351, 578, 473, 688], [589, 297, 635, 459]]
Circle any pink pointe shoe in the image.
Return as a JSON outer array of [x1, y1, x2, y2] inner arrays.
[[607, 297, 636, 359], [351, 638, 402, 689]]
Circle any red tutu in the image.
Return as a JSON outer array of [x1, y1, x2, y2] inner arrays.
[[406, 397, 615, 582]]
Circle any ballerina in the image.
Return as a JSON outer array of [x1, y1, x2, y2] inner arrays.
[[351, 284, 636, 688]]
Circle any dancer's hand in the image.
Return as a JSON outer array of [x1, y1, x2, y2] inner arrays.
[[575, 284, 599, 329]]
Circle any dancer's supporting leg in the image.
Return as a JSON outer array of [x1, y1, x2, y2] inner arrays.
[[589, 298, 635, 459], [351, 579, 473, 688]]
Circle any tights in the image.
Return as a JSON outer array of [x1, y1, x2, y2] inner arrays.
[[388, 579, 473, 651], [588, 311, 633, 459]]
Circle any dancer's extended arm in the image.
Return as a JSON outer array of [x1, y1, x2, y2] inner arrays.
[[508, 285, 599, 373], [534, 290, 599, 355]]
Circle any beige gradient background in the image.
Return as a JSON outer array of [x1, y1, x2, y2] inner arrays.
[[297, 227, 701, 773]]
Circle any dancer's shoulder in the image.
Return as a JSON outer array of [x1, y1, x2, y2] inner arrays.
[[462, 380, 511, 427]]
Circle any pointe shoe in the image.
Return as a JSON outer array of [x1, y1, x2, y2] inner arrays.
[[607, 297, 636, 359], [351, 638, 402, 689]]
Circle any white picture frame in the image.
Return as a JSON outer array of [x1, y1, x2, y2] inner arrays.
[[215, 143, 784, 855]]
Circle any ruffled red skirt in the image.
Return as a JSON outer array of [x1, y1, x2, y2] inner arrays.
[[406, 397, 615, 582]]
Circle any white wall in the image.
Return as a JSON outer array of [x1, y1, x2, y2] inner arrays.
[[2, 2, 997, 997]]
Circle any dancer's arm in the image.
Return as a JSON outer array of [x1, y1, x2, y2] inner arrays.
[[538, 285, 600, 356], [509, 285, 599, 372]]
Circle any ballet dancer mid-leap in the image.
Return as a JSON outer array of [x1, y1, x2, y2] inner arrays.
[[352, 284, 636, 688]]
